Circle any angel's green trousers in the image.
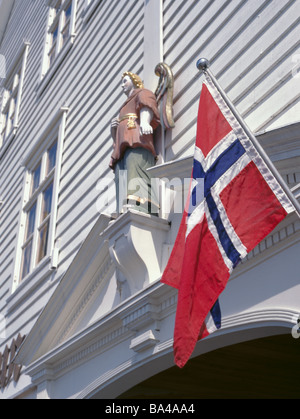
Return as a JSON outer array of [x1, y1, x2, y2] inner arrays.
[[114, 148, 159, 215]]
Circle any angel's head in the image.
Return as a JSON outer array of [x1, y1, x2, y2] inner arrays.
[[121, 71, 144, 94]]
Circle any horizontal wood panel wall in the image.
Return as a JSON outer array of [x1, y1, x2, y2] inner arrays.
[[163, 0, 300, 161]]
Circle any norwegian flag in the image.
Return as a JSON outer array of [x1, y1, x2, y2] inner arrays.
[[161, 76, 294, 368]]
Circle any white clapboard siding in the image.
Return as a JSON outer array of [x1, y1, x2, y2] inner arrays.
[[163, 0, 300, 161], [0, 2, 49, 310], [0, 0, 144, 348]]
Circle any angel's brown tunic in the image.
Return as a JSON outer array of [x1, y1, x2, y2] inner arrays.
[[110, 88, 160, 169]]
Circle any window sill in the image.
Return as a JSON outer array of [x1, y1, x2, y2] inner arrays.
[[7, 256, 57, 314], [0, 127, 18, 160], [36, 34, 75, 97]]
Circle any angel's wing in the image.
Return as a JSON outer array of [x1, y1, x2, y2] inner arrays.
[[154, 62, 175, 129]]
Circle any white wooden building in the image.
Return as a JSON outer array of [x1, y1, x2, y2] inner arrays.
[[0, 0, 299, 399]]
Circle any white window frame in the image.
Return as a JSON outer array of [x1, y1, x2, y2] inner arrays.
[[38, 0, 77, 94], [12, 106, 68, 293], [0, 41, 30, 156], [83, 0, 102, 22]]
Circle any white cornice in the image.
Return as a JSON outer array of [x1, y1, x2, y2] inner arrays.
[[22, 276, 298, 392], [15, 186, 300, 382], [18, 244, 300, 388], [76, 307, 297, 399]]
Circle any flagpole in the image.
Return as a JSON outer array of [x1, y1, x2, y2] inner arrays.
[[196, 58, 300, 219]]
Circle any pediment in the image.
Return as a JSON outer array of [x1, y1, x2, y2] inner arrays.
[[15, 210, 170, 368], [15, 213, 114, 366]]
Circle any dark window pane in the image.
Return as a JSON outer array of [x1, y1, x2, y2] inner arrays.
[[9, 97, 16, 126], [49, 25, 58, 66], [1, 110, 8, 139], [65, 3, 72, 20], [25, 203, 36, 241], [49, 48, 56, 67], [61, 3, 72, 45], [37, 221, 49, 263], [21, 240, 32, 280], [47, 142, 57, 174], [62, 24, 69, 45], [52, 25, 58, 44], [41, 182, 53, 222], [31, 164, 41, 195]]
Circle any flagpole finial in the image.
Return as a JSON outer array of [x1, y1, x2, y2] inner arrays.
[[196, 58, 210, 72]]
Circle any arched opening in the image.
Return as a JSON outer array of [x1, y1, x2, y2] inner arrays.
[[117, 334, 300, 399]]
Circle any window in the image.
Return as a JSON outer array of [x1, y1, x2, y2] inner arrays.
[[39, 0, 77, 88], [47, 0, 73, 68], [0, 42, 30, 153], [20, 143, 56, 281], [13, 107, 68, 291]]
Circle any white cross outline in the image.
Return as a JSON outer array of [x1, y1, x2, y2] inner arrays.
[[186, 131, 249, 272]]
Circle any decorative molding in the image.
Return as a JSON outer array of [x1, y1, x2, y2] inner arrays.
[[291, 182, 300, 200], [22, 282, 167, 381], [130, 330, 159, 353], [231, 214, 300, 279], [53, 324, 129, 378], [74, 308, 297, 399], [24, 259, 300, 382], [121, 301, 160, 332], [21, 272, 299, 397], [222, 308, 299, 331], [57, 256, 113, 344], [26, 322, 130, 385], [15, 209, 299, 397], [76, 359, 134, 400]]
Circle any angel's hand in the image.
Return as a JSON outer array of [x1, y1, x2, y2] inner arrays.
[[139, 107, 153, 135]]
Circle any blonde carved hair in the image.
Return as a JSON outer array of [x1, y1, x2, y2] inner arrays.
[[122, 71, 144, 89]]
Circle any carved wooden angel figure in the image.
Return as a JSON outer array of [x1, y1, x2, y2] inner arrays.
[[109, 64, 174, 215]]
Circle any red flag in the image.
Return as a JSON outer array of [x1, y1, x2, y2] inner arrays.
[[161, 77, 294, 368]]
